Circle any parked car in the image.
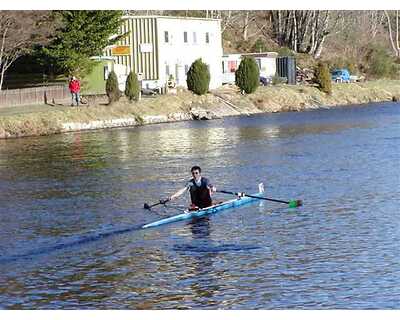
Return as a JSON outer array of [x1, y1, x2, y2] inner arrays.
[[349, 75, 365, 82], [331, 69, 351, 83], [260, 76, 272, 86], [141, 88, 159, 96]]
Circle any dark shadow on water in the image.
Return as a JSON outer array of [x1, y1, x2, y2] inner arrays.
[[0, 223, 144, 264], [0, 210, 261, 264]]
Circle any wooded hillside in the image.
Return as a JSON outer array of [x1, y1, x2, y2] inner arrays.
[[3, 10, 400, 90], [131, 10, 400, 77]]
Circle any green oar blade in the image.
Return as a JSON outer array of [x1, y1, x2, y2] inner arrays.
[[288, 200, 302, 208]]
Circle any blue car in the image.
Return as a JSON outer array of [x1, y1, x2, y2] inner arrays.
[[331, 69, 350, 83]]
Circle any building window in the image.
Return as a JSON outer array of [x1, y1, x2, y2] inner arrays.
[[193, 32, 197, 44], [184, 31, 188, 43], [164, 31, 169, 43], [205, 32, 210, 44], [165, 64, 170, 76], [185, 65, 189, 74]]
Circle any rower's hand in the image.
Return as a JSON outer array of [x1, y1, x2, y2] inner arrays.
[[210, 186, 216, 192]]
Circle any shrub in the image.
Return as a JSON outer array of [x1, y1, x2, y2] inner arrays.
[[125, 71, 140, 101], [364, 45, 395, 79], [235, 39, 252, 52], [186, 58, 210, 95], [251, 38, 268, 53], [277, 47, 295, 57], [105, 70, 121, 104], [315, 62, 332, 95], [235, 56, 260, 94], [328, 57, 358, 74], [272, 75, 287, 85]]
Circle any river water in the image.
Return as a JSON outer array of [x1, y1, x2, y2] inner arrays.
[[0, 102, 399, 309]]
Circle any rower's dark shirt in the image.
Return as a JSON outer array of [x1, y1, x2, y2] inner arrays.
[[187, 177, 213, 208]]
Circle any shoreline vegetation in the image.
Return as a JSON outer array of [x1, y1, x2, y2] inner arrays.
[[0, 80, 399, 139]]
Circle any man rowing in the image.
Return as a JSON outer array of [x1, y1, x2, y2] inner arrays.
[[165, 166, 216, 209]]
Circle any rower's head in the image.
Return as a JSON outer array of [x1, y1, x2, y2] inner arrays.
[[191, 166, 201, 178]]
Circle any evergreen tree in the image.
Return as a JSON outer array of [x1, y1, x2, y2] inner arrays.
[[125, 71, 140, 101], [235, 57, 259, 94], [251, 38, 267, 53], [106, 71, 121, 104], [41, 10, 123, 77], [315, 62, 332, 95], [186, 58, 210, 95]]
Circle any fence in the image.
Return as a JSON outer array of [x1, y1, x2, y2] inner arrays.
[[0, 85, 70, 107]]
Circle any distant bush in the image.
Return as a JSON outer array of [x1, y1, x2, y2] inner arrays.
[[315, 62, 332, 95], [235, 39, 253, 52], [328, 57, 358, 74], [125, 71, 140, 101], [106, 71, 121, 104], [251, 38, 268, 53], [272, 75, 287, 85], [364, 45, 396, 79], [235, 56, 260, 94], [186, 58, 210, 95], [296, 53, 318, 69], [277, 47, 295, 57]]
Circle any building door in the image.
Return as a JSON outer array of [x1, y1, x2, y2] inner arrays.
[[175, 64, 185, 86]]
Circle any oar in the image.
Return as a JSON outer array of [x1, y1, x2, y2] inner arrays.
[[144, 198, 169, 210], [217, 190, 302, 208]]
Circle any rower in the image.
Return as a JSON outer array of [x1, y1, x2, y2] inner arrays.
[[164, 166, 216, 209]]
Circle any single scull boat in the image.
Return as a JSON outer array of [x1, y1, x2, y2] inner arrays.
[[142, 183, 265, 229]]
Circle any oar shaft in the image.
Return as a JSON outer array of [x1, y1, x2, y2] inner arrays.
[[243, 194, 290, 204], [144, 199, 170, 210], [217, 190, 302, 207]]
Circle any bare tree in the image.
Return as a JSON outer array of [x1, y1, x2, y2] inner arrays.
[[384, 10, 400, 57], [270, 10, 338, 58], [0, 11, 54, 90]]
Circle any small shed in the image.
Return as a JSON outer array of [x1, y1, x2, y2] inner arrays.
[[82, 56, 130, 94], [276, 56, 296, 85], [222, 52, 278, 84]]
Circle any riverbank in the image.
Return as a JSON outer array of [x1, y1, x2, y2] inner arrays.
[[0, 80, 399, 139]]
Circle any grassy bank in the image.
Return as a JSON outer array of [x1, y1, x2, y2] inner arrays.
[[0, 80, 399, 139], [211, 80, 400, 113]]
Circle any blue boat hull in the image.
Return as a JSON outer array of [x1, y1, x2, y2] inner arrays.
[[142, 191, 264, 229]]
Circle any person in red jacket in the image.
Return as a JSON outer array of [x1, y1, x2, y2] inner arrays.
[[68, 76, 81, 106]]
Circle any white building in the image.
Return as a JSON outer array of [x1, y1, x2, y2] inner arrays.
[[222, 52, 278, 84], [104, 15, 223, 91]]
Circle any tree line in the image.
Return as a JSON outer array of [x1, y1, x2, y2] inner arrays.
[[1, 10, 399, 91], [0, 11, 123, 90]]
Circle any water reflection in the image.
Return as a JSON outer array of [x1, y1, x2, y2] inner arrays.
[[189, 217, 211, 239], [176, 218, 221, 307]]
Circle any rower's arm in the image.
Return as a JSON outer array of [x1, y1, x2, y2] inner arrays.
[[169, 186, 189, 201]]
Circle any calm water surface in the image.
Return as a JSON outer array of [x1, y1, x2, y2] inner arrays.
[[0, 102, 399, 309]]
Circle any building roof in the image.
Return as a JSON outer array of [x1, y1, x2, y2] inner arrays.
[[242, 52, 279, 58], [223, 52, 279, 58], [90, 56, 115, 61], [122, 15, 220, 22]]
